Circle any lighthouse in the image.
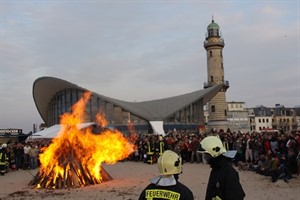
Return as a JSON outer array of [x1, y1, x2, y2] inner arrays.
[[204, 18, 229, 132]]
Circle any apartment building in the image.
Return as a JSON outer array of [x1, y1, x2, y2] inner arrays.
[[227, 101, 250, 133], [248, 104, 298, 132]]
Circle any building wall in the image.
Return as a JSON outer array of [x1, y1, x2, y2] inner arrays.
[[45, 89, 206, 134], [254, 116, 273, 132], [272, 115, 295, 132], [227, 102, 250, 133], [228, 102, 245, 111], [204, 103, 300, 133], [248, 105, 298, 133], [208, 92, 227, 120], [42, 89, 300, 134], [206, 46, 224, 84], [296, 116, 300, 131]]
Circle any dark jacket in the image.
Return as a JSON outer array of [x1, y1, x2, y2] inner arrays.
[[206, 156, 245, 200], [138, 181, 194, 200]]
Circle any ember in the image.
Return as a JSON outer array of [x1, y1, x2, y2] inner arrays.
[[30, 92, 136, 189]]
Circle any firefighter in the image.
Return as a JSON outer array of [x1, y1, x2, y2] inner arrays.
[[158, 135, 165, 156], [198, 136, 245, 200], [138, 150, 194, 200], [0, 143, 9, 176], [146, 137, 155, 164]]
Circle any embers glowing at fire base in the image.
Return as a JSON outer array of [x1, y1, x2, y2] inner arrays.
[[30, 92, 136, 189]]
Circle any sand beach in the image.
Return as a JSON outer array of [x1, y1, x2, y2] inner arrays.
[[0, 161, 299, 200]]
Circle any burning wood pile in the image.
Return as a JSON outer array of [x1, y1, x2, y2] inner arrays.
[[30, 92, 136, 189]]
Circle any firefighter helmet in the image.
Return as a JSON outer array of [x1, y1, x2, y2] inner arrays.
[[198, 136, 227, 158], [158, 150, 182, 176]]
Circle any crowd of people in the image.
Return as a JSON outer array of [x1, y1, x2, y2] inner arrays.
[[0, 129, 300, 184], [0, 140, 48, 175], [130, 129, 300, 183]]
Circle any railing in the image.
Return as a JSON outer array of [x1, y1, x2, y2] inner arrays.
[[203, 38, 225, 46], [224, 80, 229, 87], [203, 80, 230, 88], [203, 82, 214, 88]]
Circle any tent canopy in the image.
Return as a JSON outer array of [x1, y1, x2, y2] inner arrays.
[[27, 122, 95, 141], [149, 121, 165, 136]]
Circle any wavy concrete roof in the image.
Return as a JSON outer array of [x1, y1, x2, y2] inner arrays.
[[33, 77, 223, 123]]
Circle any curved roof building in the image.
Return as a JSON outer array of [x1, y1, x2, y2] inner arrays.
[[33, 76, 224, 134]]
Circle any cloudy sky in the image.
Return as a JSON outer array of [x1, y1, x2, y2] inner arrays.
[[1, 1, 299, 133]]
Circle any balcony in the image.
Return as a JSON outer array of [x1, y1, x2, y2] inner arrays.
[[203, 82, 214, 88], [204, 80, 230, 89], [203, 38, 225, 48]]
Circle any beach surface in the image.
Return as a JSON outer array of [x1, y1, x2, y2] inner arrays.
[[0, 161, 299, 200]]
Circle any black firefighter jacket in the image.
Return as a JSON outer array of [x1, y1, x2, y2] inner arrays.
[[138, 181, 194, 200], [205, 156, 245, 200]]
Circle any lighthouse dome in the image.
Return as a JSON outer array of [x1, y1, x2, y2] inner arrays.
[[207, 20, 219, 30]]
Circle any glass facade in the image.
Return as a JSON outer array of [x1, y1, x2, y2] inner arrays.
[[162, 99, 204, 126], [46, 89, 204, 134]]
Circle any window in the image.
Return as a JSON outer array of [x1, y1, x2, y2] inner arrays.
[[224, 109, 227, 116], [220, 50, 222, 57], [221, 63, 223, 69], [266, 119, 269, 123], [210, 51, 212, 57], [211, 105, 215, 112], [210, 76, 214, 82], [259, 119, 261, 123]]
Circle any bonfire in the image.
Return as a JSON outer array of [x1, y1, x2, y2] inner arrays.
[[30, 92, 136, 189]]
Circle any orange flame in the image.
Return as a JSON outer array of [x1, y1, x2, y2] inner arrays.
[[37, 91, 135, 188]]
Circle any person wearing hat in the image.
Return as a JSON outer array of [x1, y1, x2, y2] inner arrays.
[[138, 150, 194, 200], [0, 143, 9, 176], [198, 136, 245, 200]]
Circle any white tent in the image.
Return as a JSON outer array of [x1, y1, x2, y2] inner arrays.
[[149, 121, 165, 136], [27, 122, 95, 141]]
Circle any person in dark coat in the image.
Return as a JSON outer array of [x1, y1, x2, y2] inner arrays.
[[138, 150, 194, 200], [198, 136, 245, 200], [0, 144, 9, 175]]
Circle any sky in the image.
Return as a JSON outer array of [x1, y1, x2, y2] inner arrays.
[[1, 0, 299, 134]]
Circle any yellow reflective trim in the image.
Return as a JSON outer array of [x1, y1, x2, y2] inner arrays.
[[212, 195, 222, 200], [160, 142, 164, 154], [145, 189, 180, 200], [147, 142, 154, 154]]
